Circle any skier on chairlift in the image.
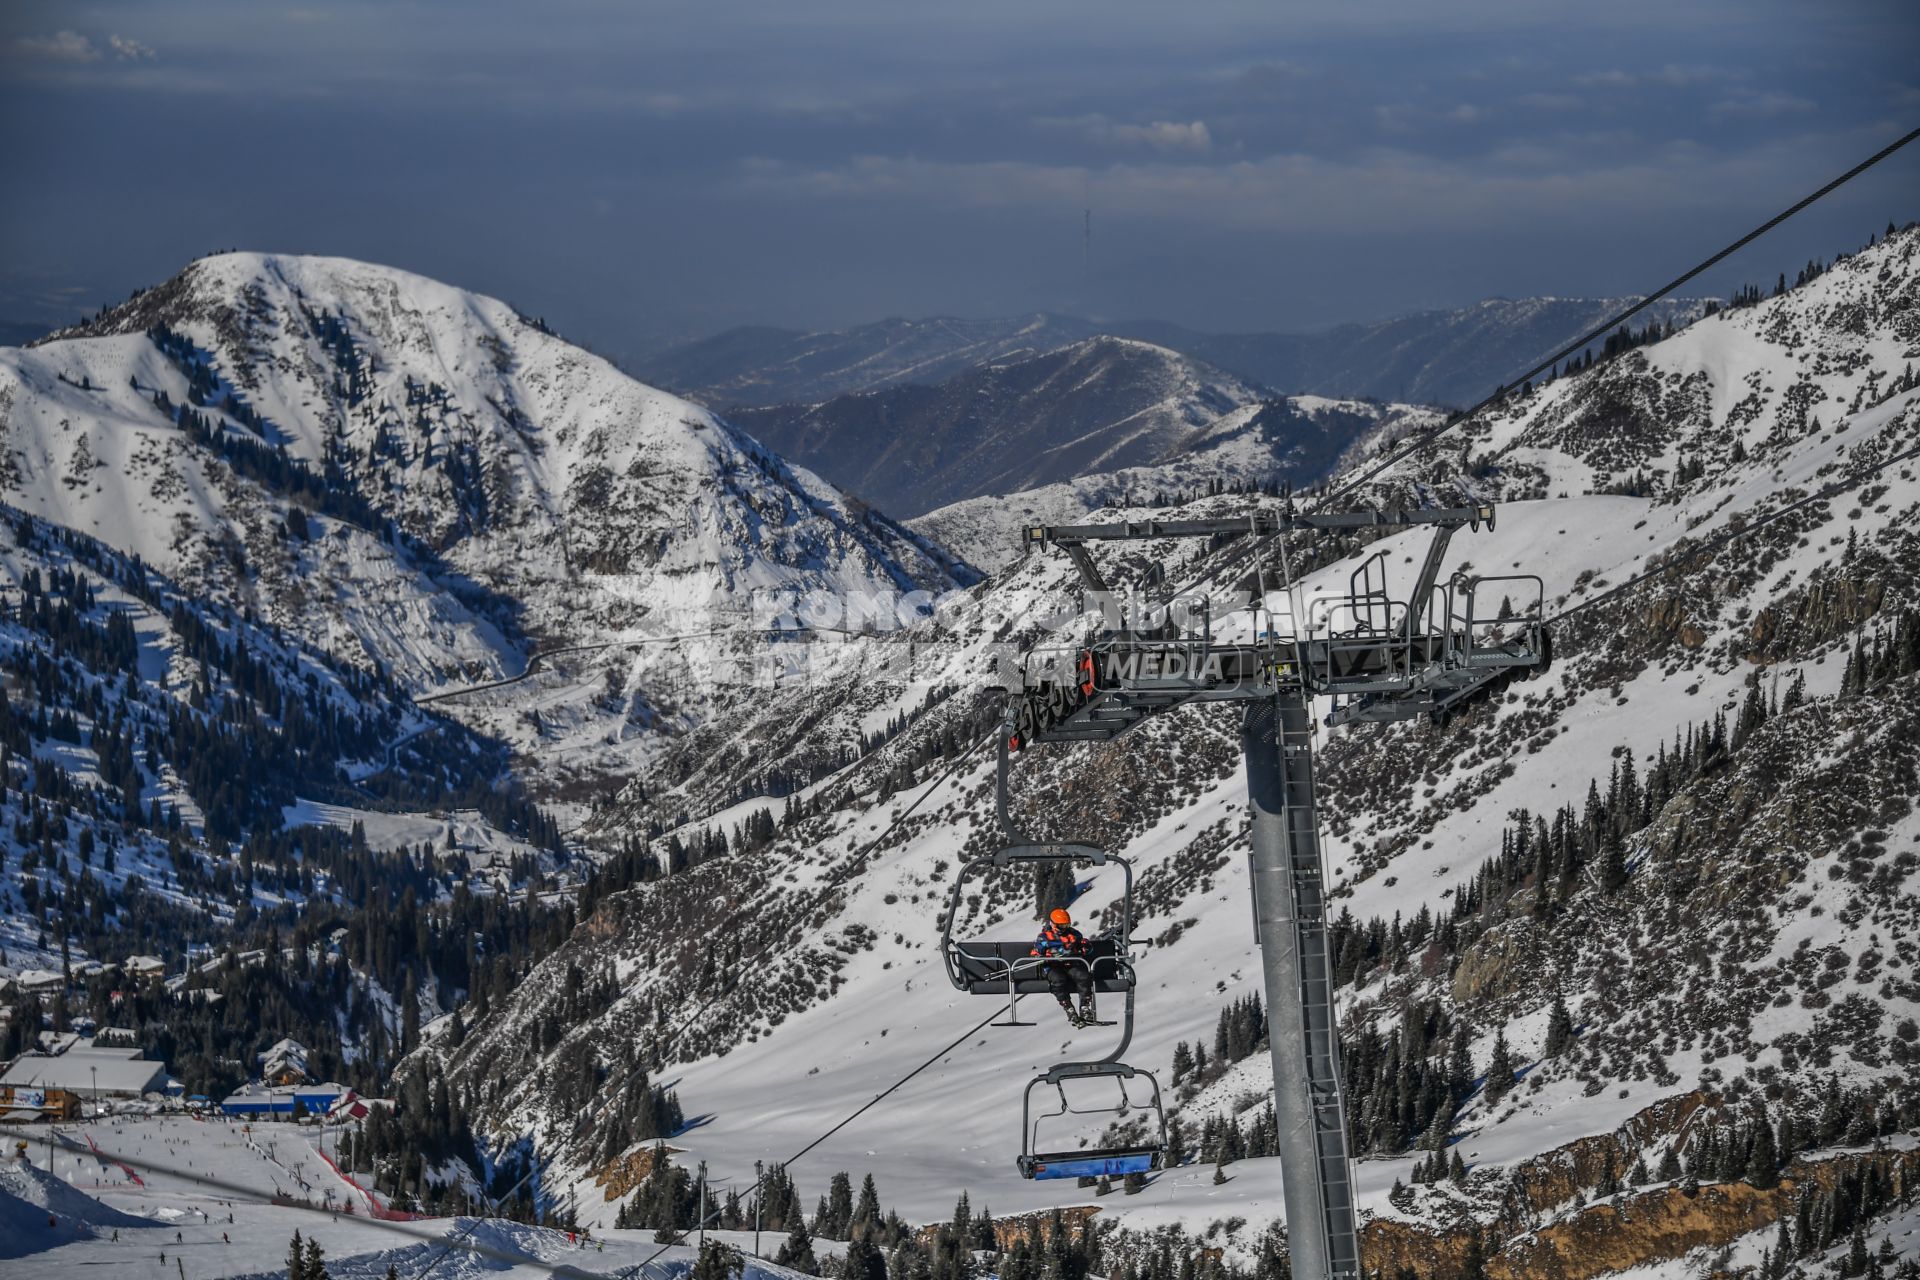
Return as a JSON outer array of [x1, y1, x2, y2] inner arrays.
[[1033, 907, 1097, 1027]]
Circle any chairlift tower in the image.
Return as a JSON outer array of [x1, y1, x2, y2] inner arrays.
[[1002, 500, 1550, 1280]]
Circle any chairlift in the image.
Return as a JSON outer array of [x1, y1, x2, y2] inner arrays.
[[938, 731, 1140, 1035], [935, 727, 1168, 1180], [1018, 1063, 1167, 1182], [938, 841, 1137, 1028]]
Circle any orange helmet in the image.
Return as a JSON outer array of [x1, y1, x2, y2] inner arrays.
[[1049, 908, 1073, 927]]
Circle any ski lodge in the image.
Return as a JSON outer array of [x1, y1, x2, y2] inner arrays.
[[0, 1036, 176, 1118]]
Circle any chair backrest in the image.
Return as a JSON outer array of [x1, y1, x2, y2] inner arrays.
[[950, 938, 1130, 994]]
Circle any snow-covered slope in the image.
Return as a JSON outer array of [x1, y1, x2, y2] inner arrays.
[[435, 225, 1920, 1271], [634, 312, 1104, 408], [636, 298, 1714, 413], [728, 336, 1275, 518], [10, 1122, 824, 1280], [911, 396, 1443, 571], [1, 253, 968, 697]]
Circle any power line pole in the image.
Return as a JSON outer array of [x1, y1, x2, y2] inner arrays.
[[753, 1159, 764, 1258]]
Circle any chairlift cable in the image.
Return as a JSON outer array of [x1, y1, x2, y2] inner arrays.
[[1154, 127, 1919, 612], [414, 725, 994, 1277], [612, 1006, 1006, 1279]]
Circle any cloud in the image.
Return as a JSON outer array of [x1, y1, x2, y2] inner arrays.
[[1649, 64, 1735, 87], [1574, 69, 1636, 89], [720, 145, 1778, 241], [1109, 120, 1211, 152], [14, 30, 100, 63], [108, 35, 156, 61], [1035, 114, 1213, 153], [1373, 101, 1487, 134], [1709, 90, 1815, 118]]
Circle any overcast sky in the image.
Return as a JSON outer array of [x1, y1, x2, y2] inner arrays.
[[2, 1, 1915, 360]]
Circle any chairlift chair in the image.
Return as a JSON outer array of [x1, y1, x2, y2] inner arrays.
[[1017, 1062, 1168, 1181], [938, 842, 1138, 1028], [940, 725, 1166, 1177]]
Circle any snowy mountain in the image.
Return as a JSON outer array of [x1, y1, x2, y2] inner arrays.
[[4, 224, 1918, 1279], [1122, 295, 1714, 409], [633, 313, 1104, 409], [909, 396, 1443, 571], [429, 224, 1920, 1274], [636, 298, 1712, 413], [728, 337, 1276, 518], [0, 251, 975, 1190], [4, 253, 968, 694]]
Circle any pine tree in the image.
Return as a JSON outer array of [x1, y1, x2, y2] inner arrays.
[[692, 1240, 745, 1280], [288, 1231, 308, 1280], [846, 1234, 888, 1280], [1845, 1230, 1870, 1278], [1447, 1025, 1475, 1108], [1745, 1109, 1780, 1189], [1166, 1116, 1188, 1167], [853, 1173, 882, 1234], [776, 1216, 819, 1275], [1544, 996, 1574, 1058], [824, 1171, 854, 1239], [303, 1234, 330, 1280], [1598, 827, 1628, 895], [1484, 1030, 1516, 1104]]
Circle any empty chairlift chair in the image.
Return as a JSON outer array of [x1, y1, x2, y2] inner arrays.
[[1019, 1063, 1168, 1181]]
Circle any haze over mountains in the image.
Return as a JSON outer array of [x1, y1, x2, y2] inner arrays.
[[634, 296, 1712, 412], [643, 294, 1715, 530]]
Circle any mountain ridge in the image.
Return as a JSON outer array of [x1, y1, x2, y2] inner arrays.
[[635, 296, 1715, 412], [727, 335, 1280, 518]]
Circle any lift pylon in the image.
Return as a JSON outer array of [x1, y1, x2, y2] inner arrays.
[[1003, 501, 1550, 1280]]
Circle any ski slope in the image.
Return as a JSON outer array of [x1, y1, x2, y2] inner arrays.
[[9, 1118, 821, 1280], [453, 227, 1920, 1265]]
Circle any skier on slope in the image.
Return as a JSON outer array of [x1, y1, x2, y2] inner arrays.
[[1032, 907, 1097, 1027]]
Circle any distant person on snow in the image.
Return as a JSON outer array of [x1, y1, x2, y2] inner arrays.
[[1032, 907, 1097, 1026]]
